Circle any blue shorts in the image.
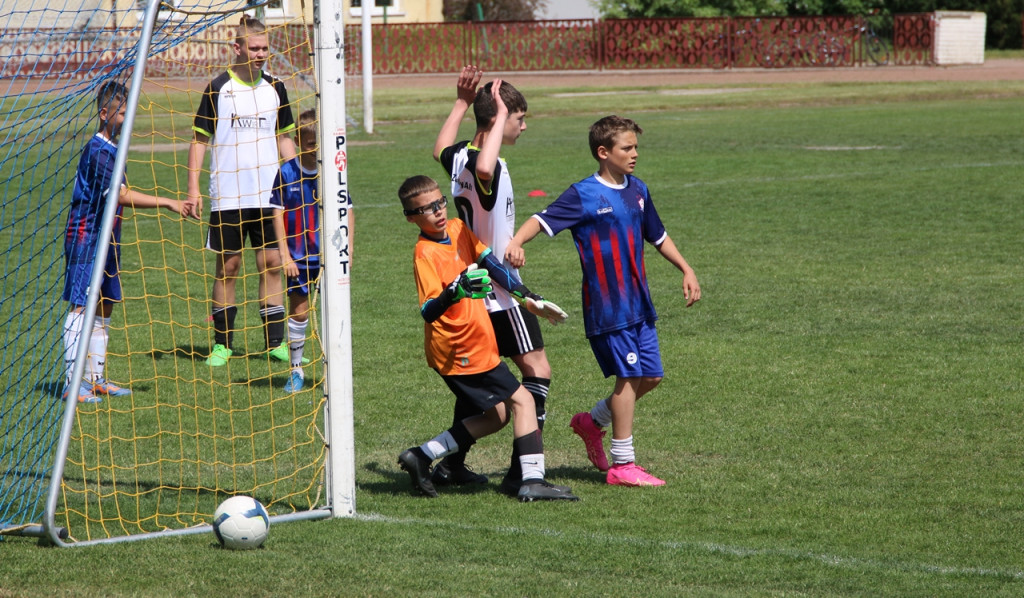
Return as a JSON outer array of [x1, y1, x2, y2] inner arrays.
[[63, 259, 121, 306], [588, 320, 664, 379], [287, 264, 321, 296]]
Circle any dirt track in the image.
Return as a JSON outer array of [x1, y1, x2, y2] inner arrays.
[[371, 58, 1024, 89]]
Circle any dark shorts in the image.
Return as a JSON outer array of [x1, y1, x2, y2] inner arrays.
[[287, 264, 321, 296], [589, 320, 664, 379], [63, 258, 121, 306], [489, 304, 544, 358], [439, 361, 522, 412], [206, 208, 280, 254]]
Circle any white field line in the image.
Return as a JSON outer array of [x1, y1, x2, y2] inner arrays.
[[355, 512, 1024, 581]]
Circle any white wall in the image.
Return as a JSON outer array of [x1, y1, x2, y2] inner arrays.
[[538, 0, 600, 20], [934, 11, 986, 65]]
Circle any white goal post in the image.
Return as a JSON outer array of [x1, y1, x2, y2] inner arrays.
[[316, 0, 357, 519]]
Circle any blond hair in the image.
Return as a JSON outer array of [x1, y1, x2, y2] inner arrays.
[[235, 13, 267, 45]]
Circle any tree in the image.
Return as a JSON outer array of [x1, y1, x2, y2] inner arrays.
[[443, 0, 550, 21]]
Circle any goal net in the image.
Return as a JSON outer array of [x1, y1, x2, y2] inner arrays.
[[0, 0, 354, 545]]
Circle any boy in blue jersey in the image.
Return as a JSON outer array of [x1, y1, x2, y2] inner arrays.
[[271, 109, 353, 392], [506, 115, 701, 487], [62, 80, 186, 403]]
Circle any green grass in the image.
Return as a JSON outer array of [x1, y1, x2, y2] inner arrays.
[[3, 78, 1023, 596]]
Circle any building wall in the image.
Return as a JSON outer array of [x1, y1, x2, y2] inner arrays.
[[934, 11, 986, 65]]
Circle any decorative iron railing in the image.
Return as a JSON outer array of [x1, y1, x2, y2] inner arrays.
[[0, 15, 935, 80]]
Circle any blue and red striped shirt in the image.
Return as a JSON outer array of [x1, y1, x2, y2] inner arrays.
[[533, 174, 668, 338], [65, 132, 123, 266], [271, 157, 320, 266]]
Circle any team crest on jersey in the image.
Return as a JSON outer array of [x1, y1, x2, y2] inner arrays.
[[638, 194, 645, 211]]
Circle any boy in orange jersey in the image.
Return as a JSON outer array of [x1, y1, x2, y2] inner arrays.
[[396, 175, 576, 502]]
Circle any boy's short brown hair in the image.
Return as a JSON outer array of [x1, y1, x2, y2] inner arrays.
[[473, 80, 528, 129], [296, 108, 317, 145], [398, 175, 440, 211], [589, 115, 643, 160], [96, 80, 127, 116]]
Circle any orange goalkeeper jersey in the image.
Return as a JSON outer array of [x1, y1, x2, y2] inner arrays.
[[413, 219, 500, 375]]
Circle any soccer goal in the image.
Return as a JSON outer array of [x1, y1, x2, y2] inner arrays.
[[0, 0, 354, 546]]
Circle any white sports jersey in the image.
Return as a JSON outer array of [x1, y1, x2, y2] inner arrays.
[[193, 69, 295, 211], [440, 141, 519, 312]]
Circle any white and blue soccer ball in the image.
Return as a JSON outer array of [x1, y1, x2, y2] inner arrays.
[[212, 495, 270, 550]]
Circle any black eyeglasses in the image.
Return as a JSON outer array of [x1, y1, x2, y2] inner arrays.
[[403, 195, 448, 216]]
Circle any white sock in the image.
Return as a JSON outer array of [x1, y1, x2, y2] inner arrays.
[[88, 316, 109, 383], [519, 453, 545, 482], [610, 436, 635, 465], [63, 311, 87, 386], [288, 317, 308, 368], [421, 430, 459, 460], [591, 397, 613, 428]]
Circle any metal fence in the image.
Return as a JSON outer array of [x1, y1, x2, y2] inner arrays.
[[351, 15, 934, 75], [1, 15, 935, 80]]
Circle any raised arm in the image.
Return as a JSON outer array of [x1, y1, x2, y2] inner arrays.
[[433, 65, 482, 162], [654, 235, 701, 307], [473, 79, 508, 190]]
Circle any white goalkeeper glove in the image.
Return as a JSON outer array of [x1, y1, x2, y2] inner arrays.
[[524, 295, 568, 325], [511, 285, 567, 325]]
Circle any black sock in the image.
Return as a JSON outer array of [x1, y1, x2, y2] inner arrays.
[[522, 376, 550, 431], [446, 395, 482, 467], [212, 305, 237, 349], [448, 420, 476, 456], [261, 304, 286, 349]]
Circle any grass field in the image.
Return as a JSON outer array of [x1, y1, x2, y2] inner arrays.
[[2, 75, 1022, 596]]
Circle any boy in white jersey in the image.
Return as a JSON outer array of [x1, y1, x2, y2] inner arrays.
[[433, 66, 566, 496], [184, 14, 297, 368]]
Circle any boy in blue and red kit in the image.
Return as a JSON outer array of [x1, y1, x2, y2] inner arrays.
[[270, 109, 345, 392], [506, 115, 702, 487], [396, 175, 575, 502], [62, 80, 187, 403]]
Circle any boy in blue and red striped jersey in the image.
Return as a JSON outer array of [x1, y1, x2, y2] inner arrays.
[[62, 80, 186, 403], [270, 109, 354, 392], [506, 115, 702, 487]]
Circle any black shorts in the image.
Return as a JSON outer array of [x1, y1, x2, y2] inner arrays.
[[439, 361, 521, 412], [206, 208, 280, 253], [489, 304, 544, 358]]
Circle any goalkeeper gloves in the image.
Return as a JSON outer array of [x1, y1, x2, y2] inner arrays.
[[444, 264, 492, 303], [511, 286, 568, 325]]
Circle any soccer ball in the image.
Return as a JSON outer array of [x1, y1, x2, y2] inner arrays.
[[212, 495, 270, 550]]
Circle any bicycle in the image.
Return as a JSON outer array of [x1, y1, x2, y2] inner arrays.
[[766, 30, 848, 68], [853, 12, 891, 65], [705, 20, 786, 68]]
